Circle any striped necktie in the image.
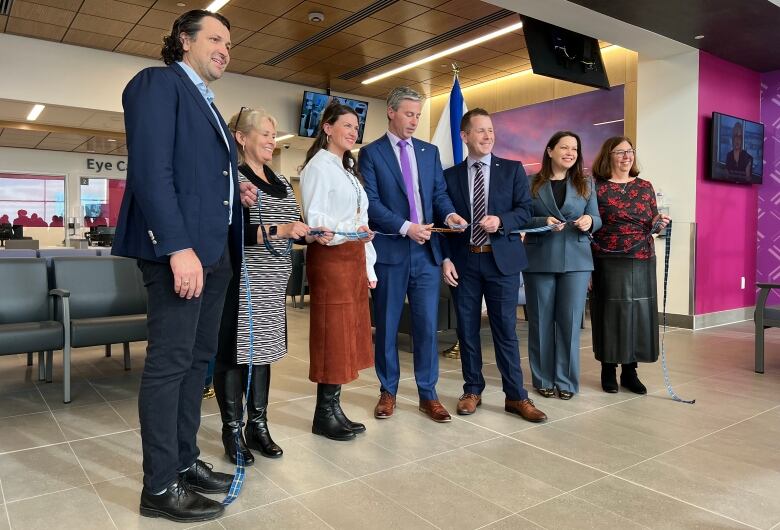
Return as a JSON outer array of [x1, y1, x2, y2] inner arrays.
[[472, 161, 488, 246]]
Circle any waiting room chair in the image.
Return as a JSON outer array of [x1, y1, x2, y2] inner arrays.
[[50, 256, 148, 402], [755, 282, 780, 373], [286, 248, 308, 308], [0, 258, 64, 387], [0, 249, 38, 258]]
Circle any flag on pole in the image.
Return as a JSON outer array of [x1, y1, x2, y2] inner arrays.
[[431, 74, 468, 169]]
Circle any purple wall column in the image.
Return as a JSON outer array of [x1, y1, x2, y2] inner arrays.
[[758, 70, 780, 305]]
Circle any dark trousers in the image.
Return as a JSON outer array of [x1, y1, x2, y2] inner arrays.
[[373, 243, 440, 400], [137, 244, 232, 492], [454, 251, 526, 401]]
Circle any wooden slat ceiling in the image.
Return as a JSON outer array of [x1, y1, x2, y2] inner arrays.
[[0, 0, 534, 98], [0, 126, 128, 154]]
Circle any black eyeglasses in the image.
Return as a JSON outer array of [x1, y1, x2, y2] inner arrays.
[[234, 106, 249, 131]]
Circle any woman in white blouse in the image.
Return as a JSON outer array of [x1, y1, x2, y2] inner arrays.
[[300, 101, 376, 441]]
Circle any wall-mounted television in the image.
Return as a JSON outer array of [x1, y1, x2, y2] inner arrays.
[[710, 112, 763, 184], [299, 91, 369, 144], [521, 15, 610, 90]]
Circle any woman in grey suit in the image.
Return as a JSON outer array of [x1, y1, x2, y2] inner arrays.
[[522, 131, 601, 399]]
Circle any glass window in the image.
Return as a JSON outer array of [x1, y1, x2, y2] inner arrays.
[[0, 173, 65, 228], [80, 177, 126, 227]]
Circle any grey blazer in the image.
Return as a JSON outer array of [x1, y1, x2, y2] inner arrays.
[[522, 176, 602, 273]]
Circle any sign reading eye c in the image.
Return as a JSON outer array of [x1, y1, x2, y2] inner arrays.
[[86, 158, 127, 173]]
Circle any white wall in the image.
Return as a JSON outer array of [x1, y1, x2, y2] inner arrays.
[[636, 51, 700, 316], [0, 33, 390, 144]]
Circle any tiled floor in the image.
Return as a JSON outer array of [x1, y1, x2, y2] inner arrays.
[[0, 307, 779, 529]]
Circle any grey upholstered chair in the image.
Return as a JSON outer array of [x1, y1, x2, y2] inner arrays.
[[0, 258, 64, 386], [50, 256, 148, 402], [755, 282, 780, 373]]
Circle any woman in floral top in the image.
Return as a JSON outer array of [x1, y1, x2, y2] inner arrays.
[[590, 136, 670, 395]]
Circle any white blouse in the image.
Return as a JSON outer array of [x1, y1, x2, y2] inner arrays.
[[300, 148, 377, 282]]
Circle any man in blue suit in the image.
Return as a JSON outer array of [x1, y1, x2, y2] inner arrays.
[[442, 108, 547, 423], [360, 87, 467, 423], [112, 10, 240, 522]]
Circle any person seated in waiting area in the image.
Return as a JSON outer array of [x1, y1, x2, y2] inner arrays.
[[50, 215, 64, 227], [13, 209, 30, 226], [29, 213, 48, 227]]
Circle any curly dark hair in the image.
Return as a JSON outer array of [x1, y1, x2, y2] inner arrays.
[[161, 10, 231, 65]]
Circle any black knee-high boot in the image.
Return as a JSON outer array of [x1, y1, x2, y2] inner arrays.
[[312, 384, 355, 441], [601, 362, 618, 393], [245, 364, 283, 458], [214, 366, 254, 466], [332, 390, 366, 434], [620, 362, 647, 394]]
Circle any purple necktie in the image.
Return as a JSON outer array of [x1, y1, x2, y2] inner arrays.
[[397, 140, 419, 224]]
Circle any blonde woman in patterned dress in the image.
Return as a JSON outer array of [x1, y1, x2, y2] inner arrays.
[[214, 107, 308, 465]]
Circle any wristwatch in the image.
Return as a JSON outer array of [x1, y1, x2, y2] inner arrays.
[[268, 225, 278, 239]]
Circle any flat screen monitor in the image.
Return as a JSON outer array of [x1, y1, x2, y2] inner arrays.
[[299, 91, 368, 144], [521, 15, 610, 90], [710, 112, 763, 184]]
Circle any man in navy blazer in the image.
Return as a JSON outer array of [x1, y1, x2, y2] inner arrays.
[[360, 87, 467, 423], [442, 108, 547, 423], [112, 10, 240, 522]]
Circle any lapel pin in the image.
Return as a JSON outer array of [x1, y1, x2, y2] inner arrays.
[[421, 148, 425, 152]]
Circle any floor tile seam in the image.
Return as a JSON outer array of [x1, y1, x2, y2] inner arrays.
[[412, 457, 539, 518], [291, 497, 337, 530], [0, 479, 12, 529], [515, 422, 649, 461], [769, 519, 780, 530], [0, 409, 54, 422], [0, 426, 141, 457], [599, 475, 762, 529], [609, 403, 780, 477], [516, 484, 654, 530], [353, 476, 444, 530], [32, 382, 119, 529], [472, 513, 547, 530]]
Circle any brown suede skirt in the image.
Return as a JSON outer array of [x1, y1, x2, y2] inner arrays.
[[306, 241, 373, 384]]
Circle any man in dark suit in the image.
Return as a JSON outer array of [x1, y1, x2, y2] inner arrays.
[[442, 108, 547, 423], [112, 10, 240, 522], [360, 87, 467, 423]]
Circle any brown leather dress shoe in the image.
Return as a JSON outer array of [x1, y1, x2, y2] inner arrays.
[[374, 391, 396, 419], [419, 399, 452, 422], [505, 398, 547, 423], [456, 393, 481, 415]]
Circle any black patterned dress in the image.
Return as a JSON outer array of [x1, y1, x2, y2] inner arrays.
[[217, 164, 301, 366], [590, 177, 660, 364]]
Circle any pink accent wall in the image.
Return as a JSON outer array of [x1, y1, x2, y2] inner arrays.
[[695, 52, 760, 314]]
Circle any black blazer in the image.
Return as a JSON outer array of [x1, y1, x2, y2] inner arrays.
[[443, 155, 532, 275]]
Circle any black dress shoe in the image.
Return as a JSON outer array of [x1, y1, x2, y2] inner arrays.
[[179, 459, 233, 494], [140, 481, 224, 522]]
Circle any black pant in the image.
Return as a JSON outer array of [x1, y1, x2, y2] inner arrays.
[[137, 244, 232, 492]]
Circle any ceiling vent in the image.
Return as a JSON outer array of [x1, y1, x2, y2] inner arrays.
[[0, 0, 14, 16]]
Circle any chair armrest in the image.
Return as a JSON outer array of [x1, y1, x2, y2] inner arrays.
[[49, 288, 71, 298], [756, 283, 780, 290]]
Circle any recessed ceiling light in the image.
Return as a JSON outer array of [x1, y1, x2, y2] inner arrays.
[[308, 11, 325, 23], [176, 2, 186, 6], [26, 104, 45, 121], [205, 0, 230, 12], [694, 35, 704, 40], [107, 138, 117, 142], [362, 21, 524, 84], [276, 133, 295, 142]]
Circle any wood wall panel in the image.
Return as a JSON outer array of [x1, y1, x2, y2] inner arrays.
[[429, 47, 638, 140]]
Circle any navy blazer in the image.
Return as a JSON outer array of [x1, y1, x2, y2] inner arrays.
[[443, 155, 532, 276], [360, 135, 455, 265], [522, 176, 602, 273], [112, 63, 242, 269]]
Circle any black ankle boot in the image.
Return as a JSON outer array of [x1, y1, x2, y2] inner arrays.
[[332, 390, 366, 434], [620, 363, 647, 394], [213, 367, 254, 466], [245, 365, 283, 458], [601, 362, 618, 393], [313, 384, 355, 441]]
